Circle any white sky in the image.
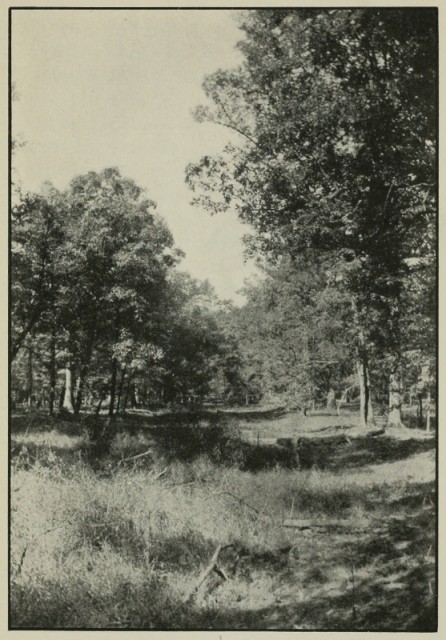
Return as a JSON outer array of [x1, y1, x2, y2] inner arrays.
[[12, 9, 259, 304]]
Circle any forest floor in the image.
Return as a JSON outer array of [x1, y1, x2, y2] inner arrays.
[[10, 408, 436, 630]]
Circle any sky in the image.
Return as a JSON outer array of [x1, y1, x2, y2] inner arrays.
[[12, 9, 260, 304]]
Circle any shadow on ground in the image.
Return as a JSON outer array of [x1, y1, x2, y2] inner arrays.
[[10, 492, 436, 630], [10, 411, 436, 474]]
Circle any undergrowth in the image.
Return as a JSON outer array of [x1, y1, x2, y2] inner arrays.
[[10, 414, 436, 630]]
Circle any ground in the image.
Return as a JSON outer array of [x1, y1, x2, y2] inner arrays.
[[10, 408, 436, 630]]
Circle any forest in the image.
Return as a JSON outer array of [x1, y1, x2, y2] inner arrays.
[[10, 8, 437, 631]]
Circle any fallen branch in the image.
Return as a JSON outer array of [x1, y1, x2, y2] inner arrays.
[[151, 467, 168, 481], [182, 545, 222, 603], [182, 543, 234, 604], [282, 518, 369, 530], [118, 448, 152, 466]]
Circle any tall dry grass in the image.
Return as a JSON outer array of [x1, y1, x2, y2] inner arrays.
[[10, 415, 436, 630]]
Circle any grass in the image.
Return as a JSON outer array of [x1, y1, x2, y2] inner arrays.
[[10, 410, 436, 630]]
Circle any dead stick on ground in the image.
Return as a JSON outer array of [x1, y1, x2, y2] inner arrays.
[[182, 543, 234, 604], [124, 449, 153, 463], [182, 545, 222, 604], [151, 467, 168, 481], [283, 518, 367, 529]]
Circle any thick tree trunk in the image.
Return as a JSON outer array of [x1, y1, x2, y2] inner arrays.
[[387, 371, 404, 428], [63, 364, 74, 413], [108, 359, 118, 417], [356, 360, 374, 428]]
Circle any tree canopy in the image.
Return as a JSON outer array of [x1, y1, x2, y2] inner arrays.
[[186, 8, 437, 426]]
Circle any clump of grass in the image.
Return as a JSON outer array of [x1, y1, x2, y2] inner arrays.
[[73, 498, 147, 564]]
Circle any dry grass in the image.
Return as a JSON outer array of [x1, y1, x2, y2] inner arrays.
[[10, 412, 436, 630]]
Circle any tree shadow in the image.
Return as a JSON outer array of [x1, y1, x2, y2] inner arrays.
[[10, 410, 436, 475], [330, 435, 435, 469]]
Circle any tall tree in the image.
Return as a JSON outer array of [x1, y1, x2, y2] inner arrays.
[[59, 168, 180, 414], [187, 8, 437, 427]]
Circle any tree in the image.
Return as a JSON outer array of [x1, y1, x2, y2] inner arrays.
[[11, 192, 64, 361], [229, 255, 352, 410], [11, 168, 183, 417], [187, 8, 437, 427], [58, 168, 180, 415], [158, 273, 227, 405]]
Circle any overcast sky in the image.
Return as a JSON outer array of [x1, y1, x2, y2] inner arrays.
[[12, 9, 260, 304]]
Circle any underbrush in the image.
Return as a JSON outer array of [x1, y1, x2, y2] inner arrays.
[[10, 415, 436, 630]]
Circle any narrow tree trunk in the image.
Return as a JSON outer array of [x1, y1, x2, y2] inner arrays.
[[326, 388, 336, 409], [27, 344, 34, 409], [63, 364, 74, 413], [122, 385, 130, 414], [418, 394, 423, 429], [116, 368, 126, 414], [59, 385, 66, 410], [387, 371, 404, 428], [95, 396, 104, 416], [357, 360, 373, 428], [48, 332, 56, 416], [108, 359, 118, 418], [426, 391, 431, 432], [426, 391, 432, 433], [74, 369, 87, 414], [352, 298, 374, 428]]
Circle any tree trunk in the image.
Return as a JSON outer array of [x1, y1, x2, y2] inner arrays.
[[48, 332, 56, 416], [356, 360, 374, 428], [116, 368, 126, 414], [63, 364, 74, 413], [95, 396, 104, 416], [74, 369, 87, 414], [387, 371, 404, 428], [27, 344, 33, 409], [326, 388, 336, 409], [351, 298, 374, 428], [426, 391, 431, 432], [108, 359, 118, 418], [59, 385, 66, 410], [418, 394, 423, 429]]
